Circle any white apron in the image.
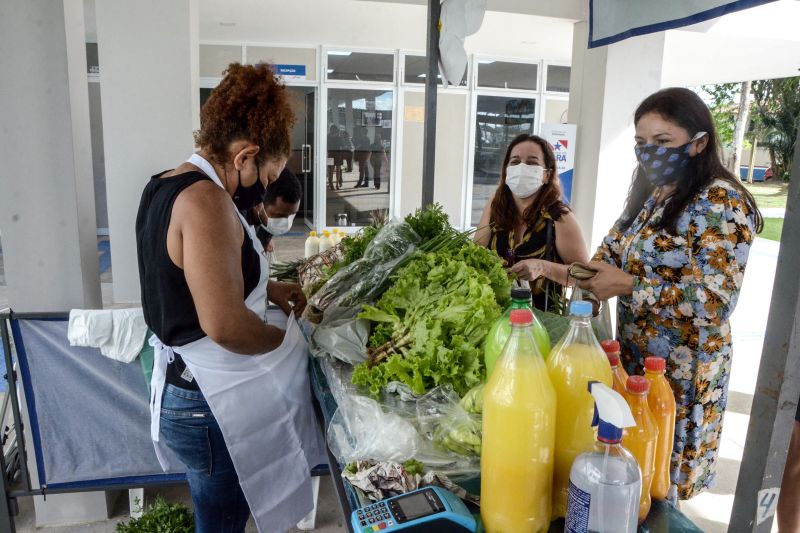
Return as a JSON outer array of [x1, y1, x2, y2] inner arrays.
[[148, 154, 325, 533]]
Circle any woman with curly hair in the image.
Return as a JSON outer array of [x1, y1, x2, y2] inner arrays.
[[136, 63, 322, 532], [583, 87, 763, 502]]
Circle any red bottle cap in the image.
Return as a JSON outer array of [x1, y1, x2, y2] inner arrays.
[[509, 309, 533, 325], [645, 357, 666, 373], [600, 339, 620, 353], [626, 375, 650, 394], [605, 352, 620, 367]]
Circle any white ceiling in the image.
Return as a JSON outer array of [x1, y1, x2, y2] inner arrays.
[[83, 0, 800, 83]]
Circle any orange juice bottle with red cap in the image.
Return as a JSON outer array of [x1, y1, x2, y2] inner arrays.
[[644, 356, 676, 501], [623, 376, 658, 523], [601, 340, 629, 397], [482, 309, 556, 532]]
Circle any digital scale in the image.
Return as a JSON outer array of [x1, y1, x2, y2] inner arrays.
[[350, 486, 476, 533]]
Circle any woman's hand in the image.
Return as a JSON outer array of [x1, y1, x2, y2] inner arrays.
[[268, 280, 307, 318], [510, 259, 550, 282], [579, 261, 634, 300]]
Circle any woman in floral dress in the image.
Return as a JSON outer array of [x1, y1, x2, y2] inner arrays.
[[582, 87, 763, 500]]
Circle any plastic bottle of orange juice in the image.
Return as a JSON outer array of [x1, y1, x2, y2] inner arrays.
[[601, 340, 629, 397], [482, 309, 556, 532], [644, 357, 676, 501], [547, 301, 613, 519], [623, 376, 659, 523]]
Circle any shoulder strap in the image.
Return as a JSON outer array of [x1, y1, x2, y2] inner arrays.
[[543, 218, 555, 311]]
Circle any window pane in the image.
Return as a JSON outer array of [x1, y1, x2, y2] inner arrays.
[[200, 45, 242, 78], [86, 43, 99, 74], [477, 61, 538, 91], [404, 55, 467, 86], [326, 89, 393, 226], [544, 98, 569, 124], [327, 51, 394, 83], [247, 46, 317, 81], [470, 95, 536, 226], [546, 65, 571, 92]]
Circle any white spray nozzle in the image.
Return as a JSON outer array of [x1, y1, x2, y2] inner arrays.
[[589, 381, 635, 429]]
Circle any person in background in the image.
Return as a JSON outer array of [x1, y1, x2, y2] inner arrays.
[[243, 167, 302, 252], [341, 129, 354, 173], [136, 63, 320, 532], [353, 127, 371, 188], [583, 87, 762, 502], [370, 132, 385, 190], [327, 124, 343, 190], [474, 133, 588, 311]]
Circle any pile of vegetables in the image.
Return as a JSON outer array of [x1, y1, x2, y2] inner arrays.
[[352, 242, 510, 397]]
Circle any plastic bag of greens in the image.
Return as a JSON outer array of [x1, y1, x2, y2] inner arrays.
[[328, 394, 425, 464], [416, 387, 482, 459], [309, 304, 370, 365], [309, 222, 421, 313]]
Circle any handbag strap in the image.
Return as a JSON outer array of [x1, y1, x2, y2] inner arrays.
[[543, 218, 555, 311]]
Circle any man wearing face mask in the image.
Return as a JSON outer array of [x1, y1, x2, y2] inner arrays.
[[583, 88, 762, 503], [243, 168, 302, 251], [475, 133, 588, 311], [135, 63, 323, 532]]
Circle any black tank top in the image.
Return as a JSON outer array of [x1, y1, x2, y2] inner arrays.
[[489, 203, 566, 311], [136, 171, 261, 389]]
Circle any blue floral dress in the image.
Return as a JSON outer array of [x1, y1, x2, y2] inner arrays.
[[593, 178, 756, 499]]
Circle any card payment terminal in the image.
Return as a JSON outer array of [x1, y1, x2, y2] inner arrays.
[[350, 486, 476, 533]]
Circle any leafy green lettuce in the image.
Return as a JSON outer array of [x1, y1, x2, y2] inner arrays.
[[353, 243, 510, 396]]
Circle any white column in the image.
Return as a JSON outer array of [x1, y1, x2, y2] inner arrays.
[[0, 0, 101, 312], [568, 21, 667, 251], [95, 0, 199, 304]]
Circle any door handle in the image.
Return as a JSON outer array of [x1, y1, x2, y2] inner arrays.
[[302, 144, 312, 173]]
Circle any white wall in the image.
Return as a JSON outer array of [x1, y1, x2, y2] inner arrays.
[[399, 90, 469, 223], [569, 23, 668, 250], [0, 0, 101, 312], [95, 0, 200, 304]]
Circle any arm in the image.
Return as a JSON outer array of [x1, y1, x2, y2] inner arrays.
[[591, 221, 625, 267], [473, 200, 493, 247], [175, 184, 285, 355], [548, 211, 589, 285], [627, 187, 754, 327]]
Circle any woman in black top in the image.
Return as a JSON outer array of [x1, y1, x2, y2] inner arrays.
[[475, 134, 588, 310], [136, 63, 311, 532]]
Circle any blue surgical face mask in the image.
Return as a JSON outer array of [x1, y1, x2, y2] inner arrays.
[[635, 131, 707, 186]]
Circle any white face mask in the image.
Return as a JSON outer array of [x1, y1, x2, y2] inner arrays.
[[262, 213, 295, 236], [505, 163, 545, 198]]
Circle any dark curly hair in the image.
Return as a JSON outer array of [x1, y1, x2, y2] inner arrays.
[[194, 63, 295, 166]]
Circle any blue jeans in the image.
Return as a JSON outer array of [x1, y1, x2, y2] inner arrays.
[[160, 383, 251, 532]]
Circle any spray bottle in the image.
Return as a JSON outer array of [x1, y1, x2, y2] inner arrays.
[[566, 382, 641, 533]]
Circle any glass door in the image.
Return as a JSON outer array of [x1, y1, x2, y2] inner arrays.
[[286, 87, 316, 228], [325, 88, 393, 228]]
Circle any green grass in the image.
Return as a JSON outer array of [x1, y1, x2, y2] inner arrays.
[[744, 181, 789, 209], [759, 218, 784, 242]]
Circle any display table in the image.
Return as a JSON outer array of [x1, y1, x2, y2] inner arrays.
[[309, 356, 703, 533]]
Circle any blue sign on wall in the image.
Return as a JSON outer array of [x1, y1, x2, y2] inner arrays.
[[274, 64, 307, 80]]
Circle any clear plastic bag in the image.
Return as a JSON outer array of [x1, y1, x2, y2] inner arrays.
[[309, 222, 420, 312], [417, 387, 482, 460], [327, 394, 425, 464], [309, 304, 370, 365]]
